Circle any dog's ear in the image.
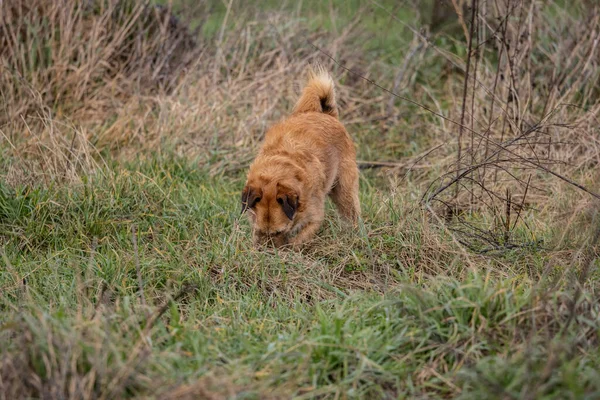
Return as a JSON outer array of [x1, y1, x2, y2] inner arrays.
[[277, 192, 298, 220], [241, 186, 261, 214]]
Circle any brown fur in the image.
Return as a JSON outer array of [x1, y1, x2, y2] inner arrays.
[[242, 65, 360, 248]]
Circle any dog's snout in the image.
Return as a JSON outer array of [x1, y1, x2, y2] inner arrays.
[[261, 228, 283, 236], [254, 229, 286, 248]]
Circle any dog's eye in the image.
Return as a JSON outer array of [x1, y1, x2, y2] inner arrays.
[[251, 197, 261, 207], [277, 198, 283, 205]]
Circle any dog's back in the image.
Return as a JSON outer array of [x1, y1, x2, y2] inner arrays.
[[259, 66, 354, 180]]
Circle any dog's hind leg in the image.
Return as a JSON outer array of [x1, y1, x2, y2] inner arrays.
[[330, 160, 360, 223]]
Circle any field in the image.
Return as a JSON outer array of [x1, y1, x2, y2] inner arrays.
[[1, 0, 599, 399]]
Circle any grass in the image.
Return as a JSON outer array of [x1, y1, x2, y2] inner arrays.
[[2, 156, 598, 398], [1, 0, 600, 398]]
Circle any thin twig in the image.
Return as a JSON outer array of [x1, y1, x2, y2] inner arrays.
[[456, 0, 478, 200], [131, 225, 147, 310]]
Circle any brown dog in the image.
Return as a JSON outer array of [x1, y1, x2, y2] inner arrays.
[[241, 65, 360, 248]]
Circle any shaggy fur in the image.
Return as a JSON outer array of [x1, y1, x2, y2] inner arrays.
[[242, 65, 360, 248]]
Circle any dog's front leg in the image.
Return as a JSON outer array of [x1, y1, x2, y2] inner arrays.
[[288, 221, 322, 248], [288, 204, 324, 249]]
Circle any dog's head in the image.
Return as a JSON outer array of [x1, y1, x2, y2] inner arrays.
[[241, 181, 299, 244]]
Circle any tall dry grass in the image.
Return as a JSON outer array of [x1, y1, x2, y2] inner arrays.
[[408, 0, 600, 255], [1, 0, 195, 183], [1, 0, 381, 184]]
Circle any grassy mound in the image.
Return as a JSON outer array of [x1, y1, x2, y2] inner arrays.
[[1, 0, 599, 398]]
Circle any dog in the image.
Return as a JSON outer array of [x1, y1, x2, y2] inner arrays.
[[241, 65, 361, 248]]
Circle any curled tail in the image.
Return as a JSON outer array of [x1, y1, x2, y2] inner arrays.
[[292, 65, 338, 119]]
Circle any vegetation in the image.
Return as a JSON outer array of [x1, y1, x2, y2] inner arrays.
[[1, 0, 599, 398]]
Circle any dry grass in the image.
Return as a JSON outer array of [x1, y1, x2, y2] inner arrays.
[[1, 0, 381, 183]]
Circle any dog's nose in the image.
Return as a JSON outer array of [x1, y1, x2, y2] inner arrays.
[[263, 228, 281, 237]]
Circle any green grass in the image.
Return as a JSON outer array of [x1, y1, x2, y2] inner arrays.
[[2, 155, 598, 398], [157, 0, 418, 63]]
